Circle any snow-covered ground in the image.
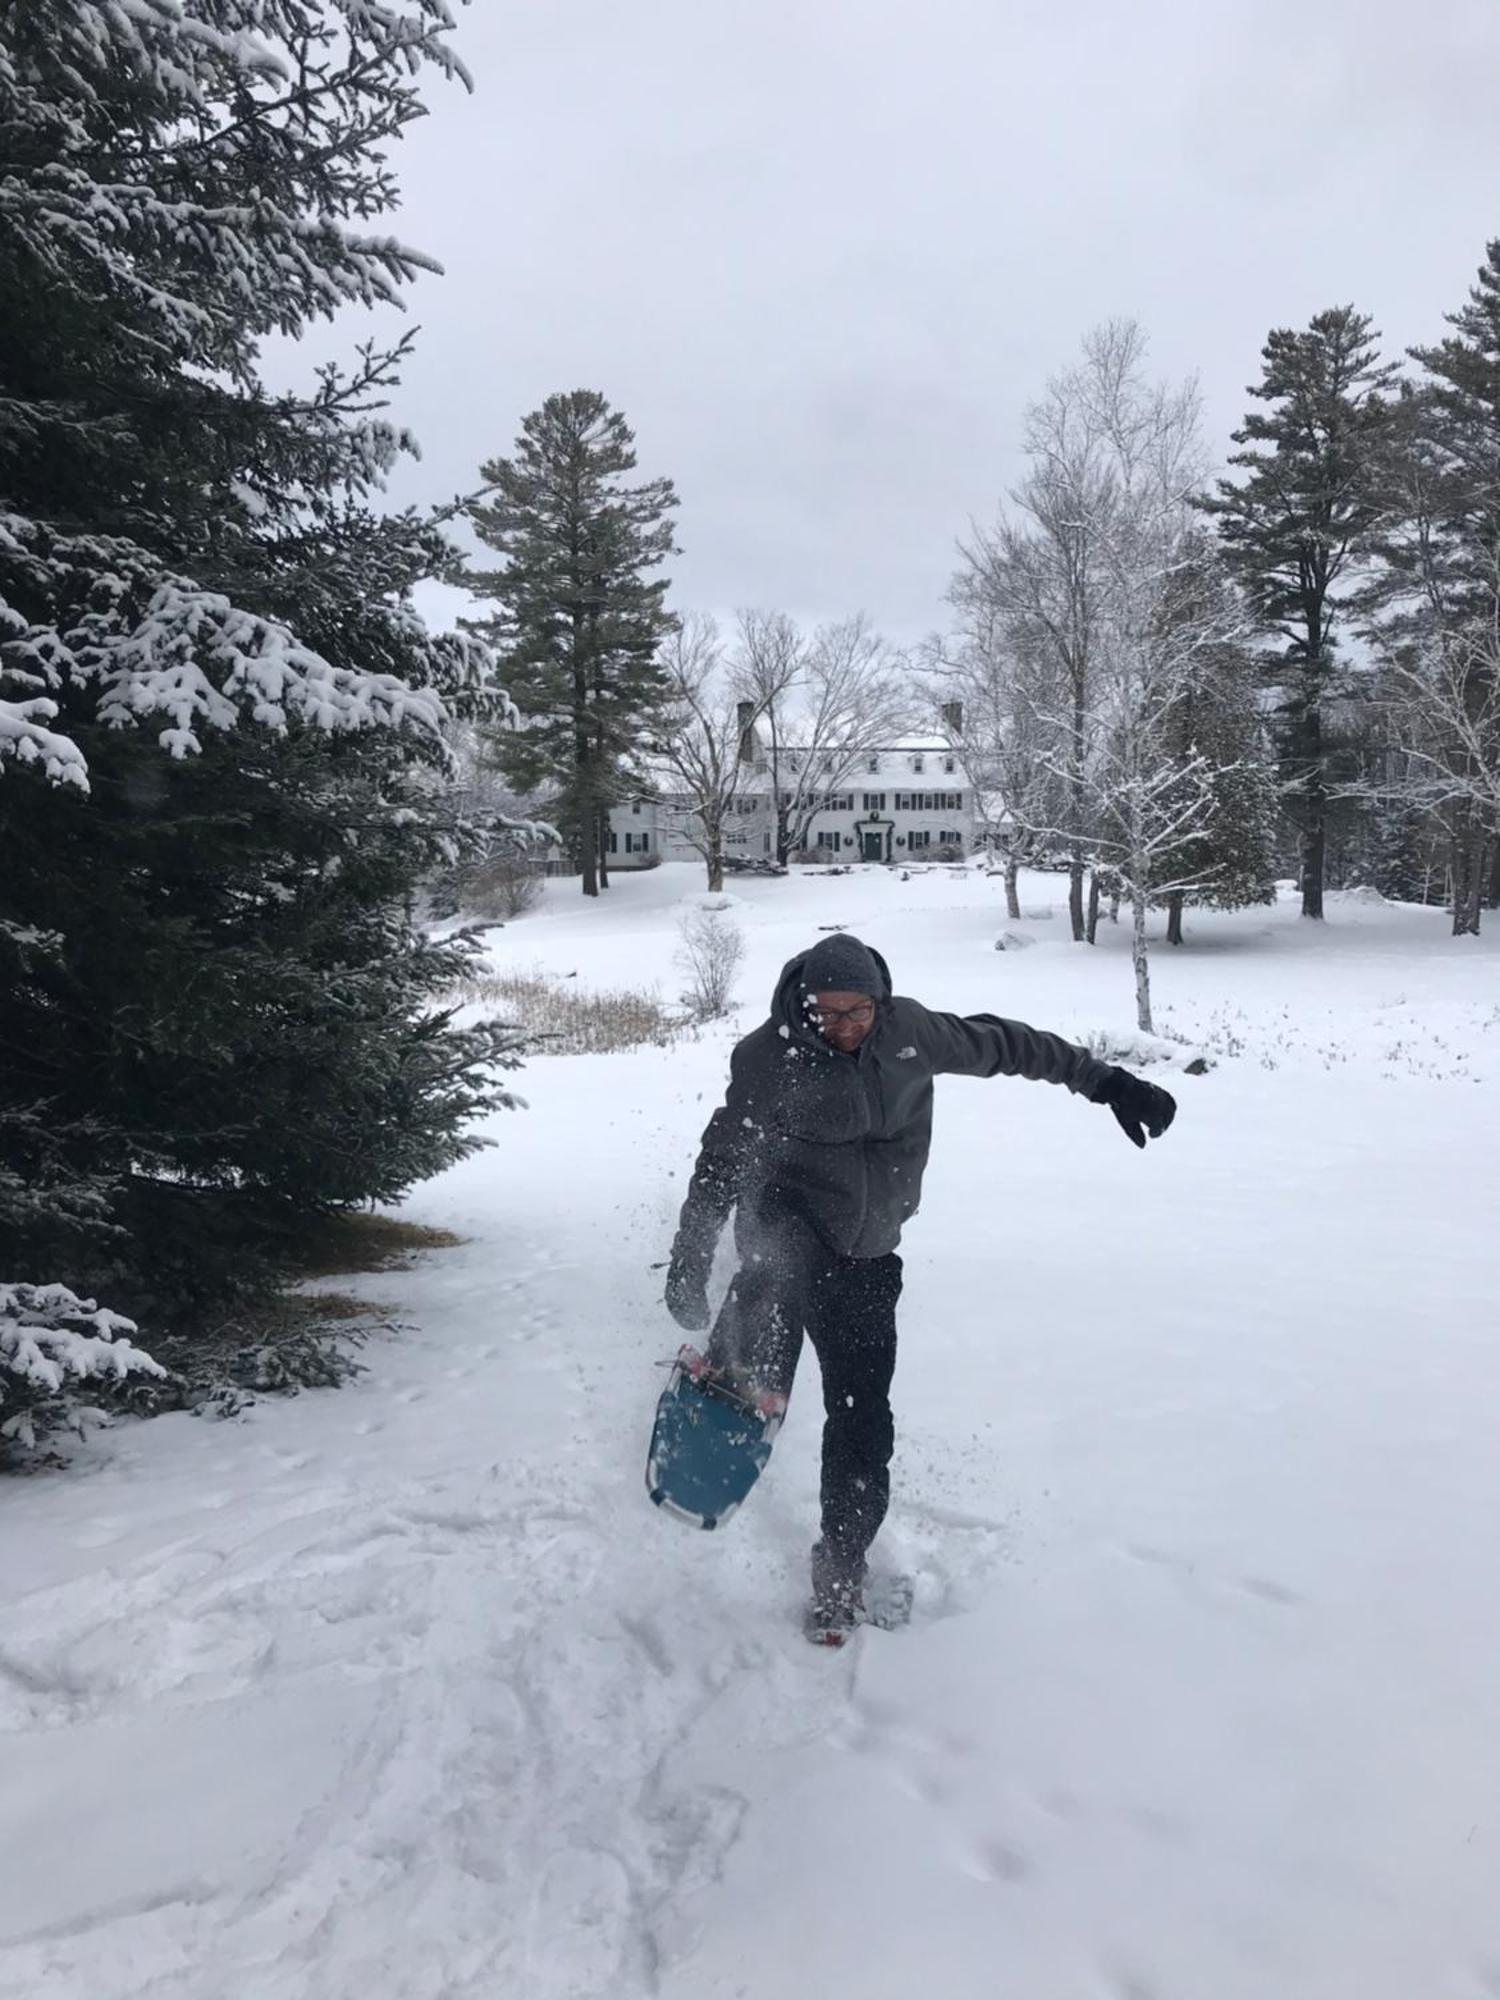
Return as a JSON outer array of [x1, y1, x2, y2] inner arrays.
[[3, 864, 1498, 2000]]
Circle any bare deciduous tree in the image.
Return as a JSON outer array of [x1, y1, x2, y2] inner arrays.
[[923, 610, 1066, 919], [1058, 347, 1249, 1028], [958, 325, 1148, 938], [654, 614, 783, 891], [736, 612, 912, 863], [1377, 613, 1500, 933], [960, 323, 1256, 1029], [676, 902, 746, 1019], [1365, 388, 1500, 935]]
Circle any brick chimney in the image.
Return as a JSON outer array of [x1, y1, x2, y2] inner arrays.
[[941, 700, 964, 737], [736, 699, 757, 765]]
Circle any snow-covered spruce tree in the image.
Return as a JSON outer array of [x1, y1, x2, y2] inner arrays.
[[1361, 253, 1500, 935], [0, 4, 525, 1379], [1147, 630, 1280, 946], [1201, 309, 1395, 920], [465, 392, 679, 896]]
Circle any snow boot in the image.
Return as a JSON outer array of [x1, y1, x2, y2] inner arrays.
[[804, 1541, 866, 1647]]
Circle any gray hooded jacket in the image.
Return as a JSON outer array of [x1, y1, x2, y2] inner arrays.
[[671, 940, 1112, 1271]]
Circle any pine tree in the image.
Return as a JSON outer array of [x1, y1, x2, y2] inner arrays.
[[1370, 796, 1429, 903], [465, 392, 678, 896], [1364, 251, 1500, 934], [1202, 309, 1395, 919], [0, 2, 525, 1391], [1151, 640, 1280, 944]]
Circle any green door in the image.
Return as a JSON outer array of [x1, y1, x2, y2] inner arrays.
[[862, 830, 884, 861]]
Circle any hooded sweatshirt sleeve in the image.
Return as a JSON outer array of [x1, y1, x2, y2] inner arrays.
[[903, 1001, 1112, 1098], [670, 1036, 764, 1278]]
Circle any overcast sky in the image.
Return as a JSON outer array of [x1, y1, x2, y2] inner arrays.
[[339, 0, 1500, 643]]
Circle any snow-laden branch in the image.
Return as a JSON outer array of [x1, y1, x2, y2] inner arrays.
[[2, 515, 467, 778], [0, 1283, 166, 1449], [0, 695, 90, 788]]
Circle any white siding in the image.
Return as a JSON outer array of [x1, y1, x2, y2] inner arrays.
[[605, 744, 975, 867]]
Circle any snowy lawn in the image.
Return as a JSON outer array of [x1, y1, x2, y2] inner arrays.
[[2, 865, 1498, 2000]]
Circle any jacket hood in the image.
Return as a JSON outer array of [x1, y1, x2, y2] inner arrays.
[[772, 935, 893, 1047]]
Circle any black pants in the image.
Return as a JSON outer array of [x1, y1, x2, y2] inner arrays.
[[708, 1209, 902, 1578]]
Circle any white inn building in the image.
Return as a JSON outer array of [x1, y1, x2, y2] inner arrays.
[[607, 711, 977, 869]]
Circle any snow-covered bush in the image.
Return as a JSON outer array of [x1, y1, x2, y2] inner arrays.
[[0, 1284, 165, 1454], [677, 903, 746, 1020]]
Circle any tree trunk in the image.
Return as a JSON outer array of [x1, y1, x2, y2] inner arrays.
[[1166, 889, 1184, 946], [1085, 870, 1101, 945], [597, 810, 610, 891], [580, 838, 598, 897], [706, 839, 724, 893], [574, 655, 595, 895], [1300, 704, 1325, 919], [1004, 858, 1021, 920], [1069, 855, 1086, 942], [1069, 683, 1088, 941], [1109, 887, 1121, 924], [1132, 886, 1154, 1034], [1487, 834, 1500, 911], [1452, 819, 1486, 936]]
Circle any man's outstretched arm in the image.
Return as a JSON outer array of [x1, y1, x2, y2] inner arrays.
[[908, 1003, 1178, 1148]]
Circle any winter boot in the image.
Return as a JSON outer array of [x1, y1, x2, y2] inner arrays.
[[805, 1540, 866, 1646]]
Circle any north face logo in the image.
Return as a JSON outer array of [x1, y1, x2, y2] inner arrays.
[[896, 1046, 918, 1060]]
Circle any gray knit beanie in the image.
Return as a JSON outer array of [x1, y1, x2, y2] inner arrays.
[[799, 933, 883, 997]]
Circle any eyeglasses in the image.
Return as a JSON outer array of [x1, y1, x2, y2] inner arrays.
[[812, 1001, 876, 1028]]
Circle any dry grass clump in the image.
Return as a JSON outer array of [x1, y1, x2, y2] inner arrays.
[[446, 966, 685, 1055], [291, 1212, 466, 1279]]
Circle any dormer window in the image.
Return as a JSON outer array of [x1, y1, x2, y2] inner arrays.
[[944, 756, 955, 773], [911, 754, 924, 774], [867, 755, 879, 773]]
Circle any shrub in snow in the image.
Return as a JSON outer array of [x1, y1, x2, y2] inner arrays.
[[461, 842, 547, 920], [677, 904, 746, 1021], [1, 1284, 165, 1454]]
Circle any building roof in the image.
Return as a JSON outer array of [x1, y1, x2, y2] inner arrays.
[[636, 740, 970, 800]]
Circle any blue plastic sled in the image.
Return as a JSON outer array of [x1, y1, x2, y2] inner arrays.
[[646, 1348, 784, 1530]]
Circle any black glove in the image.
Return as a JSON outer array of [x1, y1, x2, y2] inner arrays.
[[664, 1258, 711, 1332], [1094, 1067, 1177, 1149]]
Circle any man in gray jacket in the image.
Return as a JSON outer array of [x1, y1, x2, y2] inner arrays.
[[664, 931, 1176, 1634]]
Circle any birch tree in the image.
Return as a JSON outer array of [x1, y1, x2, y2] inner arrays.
[[967, 325, 1264, 1027], [957, 326, 1146, 938], [920, 615, 1064, 919]]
